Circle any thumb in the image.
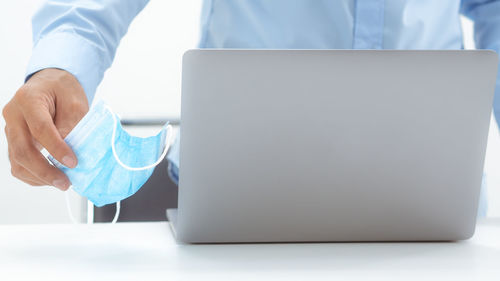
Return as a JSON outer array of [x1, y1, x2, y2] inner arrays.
[[54, 98, 89, 139]]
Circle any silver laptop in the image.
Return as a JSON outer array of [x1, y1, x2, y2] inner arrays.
[[167, 49, 498, 243]]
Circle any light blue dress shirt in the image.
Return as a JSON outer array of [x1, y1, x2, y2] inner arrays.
[[28, 0, 499, 215]]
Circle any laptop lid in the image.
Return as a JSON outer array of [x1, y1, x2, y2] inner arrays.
[[174, 50, 498, 243]]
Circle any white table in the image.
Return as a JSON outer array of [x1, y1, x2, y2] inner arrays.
[[1, 219, 500, 281]]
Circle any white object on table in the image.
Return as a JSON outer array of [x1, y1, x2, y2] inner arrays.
[[1, 219, 500, 281]]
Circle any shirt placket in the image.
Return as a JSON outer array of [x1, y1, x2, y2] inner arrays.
[[353, 0, 385, 49]]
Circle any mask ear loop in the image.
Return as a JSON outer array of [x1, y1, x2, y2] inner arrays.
[[105, 105, 175, 171], [66, 190, 115, 224], [111, 201, 121, 224], [104, 105, 175, 224], [65, 191, 78, 224]]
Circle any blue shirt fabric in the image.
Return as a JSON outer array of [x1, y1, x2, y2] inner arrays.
[[28, 0, 499, 215]]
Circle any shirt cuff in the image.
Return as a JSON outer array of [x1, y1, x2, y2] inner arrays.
[[26, 32, 105, 104]]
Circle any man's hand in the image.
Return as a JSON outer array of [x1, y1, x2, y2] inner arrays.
[[2, 68, 89, 190]]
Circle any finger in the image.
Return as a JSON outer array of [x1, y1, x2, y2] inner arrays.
[[23, 178, 45, 187], [20, 103, 77, 168], [9, 162, 45, 186], [17, 148, 71, 191], [6, 121, 71, 191], [3, 108, 40, 186]]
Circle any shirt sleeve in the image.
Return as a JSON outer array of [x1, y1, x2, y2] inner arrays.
[[26, 0, 150, 104], [461, 0, 500, 128]]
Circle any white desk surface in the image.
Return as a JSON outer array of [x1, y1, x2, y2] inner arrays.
[[1, 219, 500, 281]]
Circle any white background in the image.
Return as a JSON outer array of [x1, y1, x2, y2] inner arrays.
[[0, 0, 499, 224]]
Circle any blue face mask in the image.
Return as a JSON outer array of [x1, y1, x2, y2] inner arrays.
[[49, 100, 173, 207]]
